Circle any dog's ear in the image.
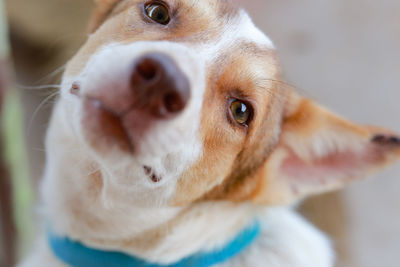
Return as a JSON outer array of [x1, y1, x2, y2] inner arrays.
[[89, 0, 121, 33], [252, 91, 400, 205]]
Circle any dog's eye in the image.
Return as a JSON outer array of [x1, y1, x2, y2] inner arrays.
[[230, 100, 252, 126], [145, 3, 170, 25]]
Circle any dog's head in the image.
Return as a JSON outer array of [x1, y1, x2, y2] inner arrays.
[[55, 0, 400, 208]]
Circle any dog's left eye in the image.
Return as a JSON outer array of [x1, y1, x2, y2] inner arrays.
[[145, 2, 170, 25]]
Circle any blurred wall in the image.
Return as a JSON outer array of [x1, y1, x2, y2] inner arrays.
[[4, 0, 93, 262], [5, 0, 94, 186], [4, 1, 400, 267]]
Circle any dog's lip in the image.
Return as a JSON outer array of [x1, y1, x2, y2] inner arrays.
[[82, 97, 135, 153]]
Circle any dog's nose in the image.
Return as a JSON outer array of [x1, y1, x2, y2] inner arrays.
[[131, 53, 191, 118]]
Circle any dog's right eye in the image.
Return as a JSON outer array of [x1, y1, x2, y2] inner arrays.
[[145, 2, 171, 25], [229, 99, 252, 127]]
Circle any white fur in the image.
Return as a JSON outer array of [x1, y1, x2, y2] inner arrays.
[[218, 208, 334, 267], [239, 11, 275, 49], [198, 10, 274, 64]]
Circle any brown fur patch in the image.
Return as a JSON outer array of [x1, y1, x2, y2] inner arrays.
[[283, 96, 368, 139], [173, 42, 284, 204], [89, 0, 123, 33]]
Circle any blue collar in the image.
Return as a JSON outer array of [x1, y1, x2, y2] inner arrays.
[[48, 221, 260, 267]]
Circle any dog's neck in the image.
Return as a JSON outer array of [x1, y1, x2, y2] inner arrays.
[[41, 102, 258, 264]]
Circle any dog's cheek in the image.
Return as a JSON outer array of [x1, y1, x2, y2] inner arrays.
[[171, 95, 245, 205]]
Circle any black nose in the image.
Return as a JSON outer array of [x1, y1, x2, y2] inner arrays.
[[131, 53, 191, 118]]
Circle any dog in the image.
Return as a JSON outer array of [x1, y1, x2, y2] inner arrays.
[[20, 0, 400, 266]]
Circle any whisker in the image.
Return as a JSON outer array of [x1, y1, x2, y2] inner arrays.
[[17, 84, 61, 91], [255, 78, 311, 98], [35, 64, 66, 84], [27, 91, 60, 136]]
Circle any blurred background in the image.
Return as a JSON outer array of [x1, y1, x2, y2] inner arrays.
[[0, 0, 399, 266]]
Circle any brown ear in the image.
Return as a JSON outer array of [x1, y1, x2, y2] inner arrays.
[[253, 92, 400, 205], [89, 0, 121, 33]]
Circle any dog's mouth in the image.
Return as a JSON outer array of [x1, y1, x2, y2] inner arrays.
[[143, 166, 162, 183]]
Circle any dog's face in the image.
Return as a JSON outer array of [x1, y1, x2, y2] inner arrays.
[[54, 0, 400, 208]]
